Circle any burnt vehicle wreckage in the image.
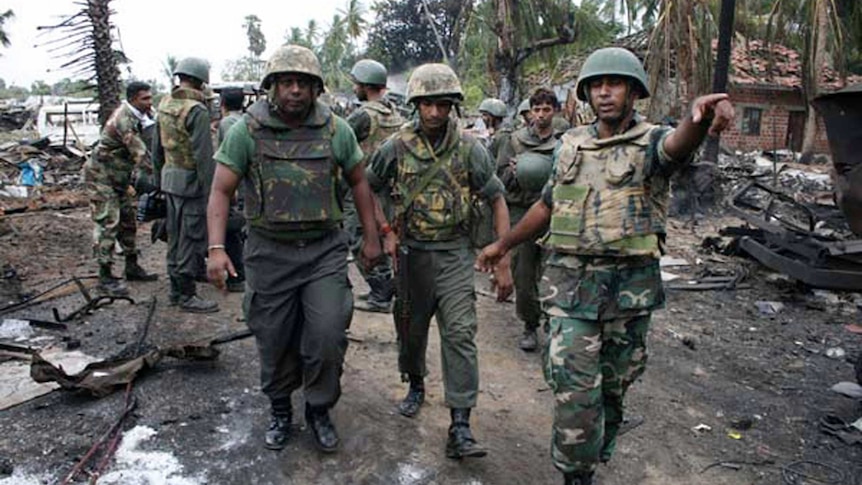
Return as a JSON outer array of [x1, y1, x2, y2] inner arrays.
[[721, 85, 862, 292]]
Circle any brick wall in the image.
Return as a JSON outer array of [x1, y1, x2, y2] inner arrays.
[[722, 85, 831, 154]]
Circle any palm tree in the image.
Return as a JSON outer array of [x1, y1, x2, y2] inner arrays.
[[162, 55, 178, 88], [339, 0, 368, 40], [0, 9, 14, 51]]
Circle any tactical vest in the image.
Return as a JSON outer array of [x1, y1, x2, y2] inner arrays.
[[546, 121, 668, 257], [242, 99, 342, 233], [158, 87, 205, 171], [157, 87, 207, 197], [358, 100, 404, 158], [392, 122, 471, 242], [507, 127, 556, 207]]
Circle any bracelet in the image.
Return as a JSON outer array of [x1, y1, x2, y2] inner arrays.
[[380, 223, 393, 235], [207, 244, 226, 252]]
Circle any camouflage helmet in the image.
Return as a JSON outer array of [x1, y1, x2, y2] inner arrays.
[[174, 57, 210, 84], [406, 63, 463, 104], [262, 44, 324, 90], [515, 152, 553, 192], [350, 59, 388, 86], [575, 47, 649, 101], [518, 98, 531, 115], [478, 98, 507, 118]]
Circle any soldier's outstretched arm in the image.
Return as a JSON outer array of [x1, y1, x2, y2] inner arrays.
[[206, 164, 241, 291], [663, 93, 735, 161], [476, 199, 551, 272]]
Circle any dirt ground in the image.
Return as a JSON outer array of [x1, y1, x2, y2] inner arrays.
[[0, 208, 861, 485]]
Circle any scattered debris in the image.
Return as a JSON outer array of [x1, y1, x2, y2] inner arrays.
[[825, 347, 846, 359], [830, 381, 862, 399], [755, 301, 785, 315], [692, 423, 713, 433], [844, 324, 862, 335], [727, 430, 743, 440]]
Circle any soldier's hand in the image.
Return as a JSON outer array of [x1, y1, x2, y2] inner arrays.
[[383, 232, 399, 271], [691, 93, 735, 136], [475, 241, 507, 273], [359, 236, 383, 273], [492, 258, 514, 302], [206, 249, 236, 292]]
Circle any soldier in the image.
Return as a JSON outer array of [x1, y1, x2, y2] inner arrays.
[[515, 98, 532, 129], [345, 59, 405, 313], [477, 97, 510, 160], [83, 81, 159, 296], [476, 47, 734, 484], [217, 87, 247, 293], [366, 63, 513, 459], [152, 57, 219, 313], [496, 87, 559, 351], [206, 45, 381, 453]]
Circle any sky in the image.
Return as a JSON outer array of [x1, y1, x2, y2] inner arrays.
[[0, 0, 354, 88]]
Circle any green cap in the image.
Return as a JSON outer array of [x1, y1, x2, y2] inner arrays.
[[478, 98, 507, 118], [174, 57, 210, 84], [350, 59, 388, 86], [515, 152, 553, 192]]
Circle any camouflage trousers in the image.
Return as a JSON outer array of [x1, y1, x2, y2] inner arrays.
[[88, 182, 137, 266], [543, 313, 650, 474]]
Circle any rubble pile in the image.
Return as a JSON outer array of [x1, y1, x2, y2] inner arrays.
[[0, 138, 89, 215]]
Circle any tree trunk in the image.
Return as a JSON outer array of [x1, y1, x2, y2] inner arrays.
[[800, 0, 828, 163], [87, 0, 120, 126], [702, 0, 735, 164]]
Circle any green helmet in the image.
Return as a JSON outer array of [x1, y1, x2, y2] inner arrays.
[[576, 47, 649, 101], [515, 152, 553, 192], [262, 44, 324, 90], [518, 99, 531, 115], [174, 57, 210, 84], [478, 98, 507, 118], [406, 63, 463, 104], [350, 59, 388, 86]]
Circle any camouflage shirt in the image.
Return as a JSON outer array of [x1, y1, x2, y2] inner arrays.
[[82, 102, 150, 189], [366, 118, 505, 250]]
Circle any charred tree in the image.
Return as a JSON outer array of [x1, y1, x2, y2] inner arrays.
[[38, 0, 122, 126]]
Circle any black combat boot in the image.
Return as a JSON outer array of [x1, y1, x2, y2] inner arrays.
[[355, 271, 393, 313], [124, 254, 158, 281], [264, 399, 292, 450], [445, 408, 487, 459], [518, 328, 538, 352], [97, 263, 129, 297], [168, 276, 182, 306], [178, 277, 218, 313], [563, 471, 595, 485], [305, 403, 339, 453], [398, 375, 425, 418]]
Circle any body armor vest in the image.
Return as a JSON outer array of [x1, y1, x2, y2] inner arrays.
[[393, 122, 471, 242], [158, 87, 204, 171], [359, 100, 404, 158], [546, 121, 667, 256], [243, 99, 342, 233]]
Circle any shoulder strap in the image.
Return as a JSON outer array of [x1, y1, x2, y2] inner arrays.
[[393, 134, 451, 221]]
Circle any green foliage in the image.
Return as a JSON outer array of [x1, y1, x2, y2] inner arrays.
[[222, 57, 265, 82], [0, 9, 14, 51], [366, 0, 469, 72], [30, 80, 50, 95], [244, 15, 267, 58]]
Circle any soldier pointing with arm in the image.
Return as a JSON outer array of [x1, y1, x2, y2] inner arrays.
[[476, 47, 734, 485], [206, 45, 381, 453]]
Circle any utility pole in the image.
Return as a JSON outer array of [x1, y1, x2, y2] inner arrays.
[[703, 0, 735, 164]]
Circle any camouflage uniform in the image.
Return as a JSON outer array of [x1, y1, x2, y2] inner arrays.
[[366, 117, 504, 409], [152, 86, 215, 304], [215, 96, 363, 411], [496, 125, 557, 338], [82, 102, 150, 267], [540, 114, 683, 475], [344, 99, 404, 306], [486, 121, 513, 161]]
